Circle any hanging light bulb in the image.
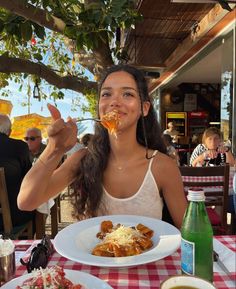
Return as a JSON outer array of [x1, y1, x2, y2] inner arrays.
[[33, 80, 40, 100]]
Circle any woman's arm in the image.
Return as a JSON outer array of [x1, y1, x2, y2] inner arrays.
[[17, 104, 82, 211], [225, 150, 235, 166], [191, 152, 206, 167], [153, 154, 187, 229], [18, 147, 86, 211]]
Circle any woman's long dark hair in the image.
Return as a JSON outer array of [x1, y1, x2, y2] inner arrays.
[[71, 64, 166, 219]]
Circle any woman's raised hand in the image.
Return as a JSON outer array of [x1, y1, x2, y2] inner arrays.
[[47, 103, 78, 152], [203, 149, 218, 160]]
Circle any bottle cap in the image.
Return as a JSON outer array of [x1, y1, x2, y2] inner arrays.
[[187, 188, 205, 202]]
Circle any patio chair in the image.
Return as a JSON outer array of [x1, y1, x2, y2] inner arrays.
[[0, 167, 33, 239], [179, 164, 230, 234]]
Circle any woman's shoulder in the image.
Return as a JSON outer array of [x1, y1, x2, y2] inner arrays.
[[153, 151, 178, 170], [192, 143, 205, 152], [151, 151, 180, 187]]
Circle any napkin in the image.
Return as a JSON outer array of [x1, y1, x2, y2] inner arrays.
[[36, 198, 55, 215], [213, 238, 236, 273], [0, 236, 14, 257]]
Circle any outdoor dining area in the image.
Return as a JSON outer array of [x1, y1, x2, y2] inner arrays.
[[1, 0, 236, 289], [0, 122, 236, 289]]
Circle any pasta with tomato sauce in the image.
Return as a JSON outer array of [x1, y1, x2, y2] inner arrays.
[[92, 220, 153, 257]]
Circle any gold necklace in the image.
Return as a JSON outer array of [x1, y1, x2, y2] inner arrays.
[[111, 161, 126, 172], [116, 165, 124, 171]]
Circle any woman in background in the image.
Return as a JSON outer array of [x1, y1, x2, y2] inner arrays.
[[190, 127, 235, 167]]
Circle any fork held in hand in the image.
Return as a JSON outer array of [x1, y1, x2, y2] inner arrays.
[[75, 118, 101, 122], [40, 118, 101, 126]]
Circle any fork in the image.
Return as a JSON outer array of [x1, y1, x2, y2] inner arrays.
[[40, 118, 101, 125], [74, 118, 101, 122]]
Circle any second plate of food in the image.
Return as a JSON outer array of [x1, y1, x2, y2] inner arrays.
[[54, 215, 180, 267]]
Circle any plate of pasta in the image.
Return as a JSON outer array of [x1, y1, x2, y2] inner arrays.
[[54, 215, 180, 268]]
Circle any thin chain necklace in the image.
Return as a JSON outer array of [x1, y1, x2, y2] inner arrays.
[[112, 162, 126, 171], [110, 158, 128, 172]]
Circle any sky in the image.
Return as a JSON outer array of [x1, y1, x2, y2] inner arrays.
[[1, 80, 95, 135], [0, 28, 96, 135]]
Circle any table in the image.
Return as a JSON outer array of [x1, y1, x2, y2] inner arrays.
[[182, 167, 234, 194], [14, 235, 236, 289]]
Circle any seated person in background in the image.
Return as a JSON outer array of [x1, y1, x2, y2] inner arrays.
[[190, 127, 235, 167], [163, 121, 179, 143], [17, 64, 187, 229], [162, 134, 179, 165], [24, 127, 46, 163], [0, 114, 35, 232]]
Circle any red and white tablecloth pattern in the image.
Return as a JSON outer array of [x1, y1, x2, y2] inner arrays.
[[14, 235, 236, 289], [182, 170, 234, 193]]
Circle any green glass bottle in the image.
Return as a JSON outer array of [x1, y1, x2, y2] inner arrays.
[[181, 189, 213, 282]]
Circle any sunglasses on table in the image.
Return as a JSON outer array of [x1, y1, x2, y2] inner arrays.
[[24, 136, 40, 141]]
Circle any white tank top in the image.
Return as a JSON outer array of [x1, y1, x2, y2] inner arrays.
[[97, 150, 163, 219]]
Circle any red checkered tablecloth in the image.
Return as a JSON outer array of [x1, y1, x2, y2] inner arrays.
[[182, 170, 234, 193], [13, 235, 236, 289]]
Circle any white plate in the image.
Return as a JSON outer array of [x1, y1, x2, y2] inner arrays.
[[54, 215, 181, 267], [1, 269, 113, 289]]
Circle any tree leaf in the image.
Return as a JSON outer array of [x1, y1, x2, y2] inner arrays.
[[0, 20, 4, 33], [34, 53, 43, 61], [34, 23, 46, 39], [20, 21, 33, 42]]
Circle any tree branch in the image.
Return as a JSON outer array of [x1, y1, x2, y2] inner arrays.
[[0, 0, 114, 75], [0, 0, 66, 33], [0, 55, 97, 93]]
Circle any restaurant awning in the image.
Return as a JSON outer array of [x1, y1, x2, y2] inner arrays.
[[0, 99, 13, 115], [10, 113, 52, 140]]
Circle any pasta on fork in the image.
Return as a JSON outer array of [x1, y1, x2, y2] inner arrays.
[[92, 220, 154, 257], [101, 110, 120, 137]]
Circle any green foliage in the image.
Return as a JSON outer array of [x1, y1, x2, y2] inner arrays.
[[0, 0, 140, 55], [83, 88, 98, 117], [0, 73, 9, 88], [0, 0, 142, 115], [63, 0, 141, 52]]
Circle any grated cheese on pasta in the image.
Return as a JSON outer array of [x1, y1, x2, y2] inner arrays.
[[102, 225, 143, 246], [17, 266, 83, 289]]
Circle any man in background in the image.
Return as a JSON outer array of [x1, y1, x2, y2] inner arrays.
[[24, 127, 46, 163], [0, 113, 35, 232], [163, 121, 179, 143]]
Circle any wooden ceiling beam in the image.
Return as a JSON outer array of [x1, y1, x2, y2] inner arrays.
[[149, 5, 236, 91], [165, 4, 232, 68]]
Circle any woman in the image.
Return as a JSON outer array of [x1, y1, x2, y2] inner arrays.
[[190, 127, 235, 167], [17, 65, 187, 229]]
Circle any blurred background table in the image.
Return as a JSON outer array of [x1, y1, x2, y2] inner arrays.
[[14, 235, 236, 289]]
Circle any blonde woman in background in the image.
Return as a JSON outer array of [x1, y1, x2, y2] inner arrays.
[[190, 127, 235, 167]]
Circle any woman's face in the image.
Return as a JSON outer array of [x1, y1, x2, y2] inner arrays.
[[204, 134, 221, 150], [99, 71, 150, 132]]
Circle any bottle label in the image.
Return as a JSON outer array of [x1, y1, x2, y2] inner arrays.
[[181, 237, 195, 275]]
